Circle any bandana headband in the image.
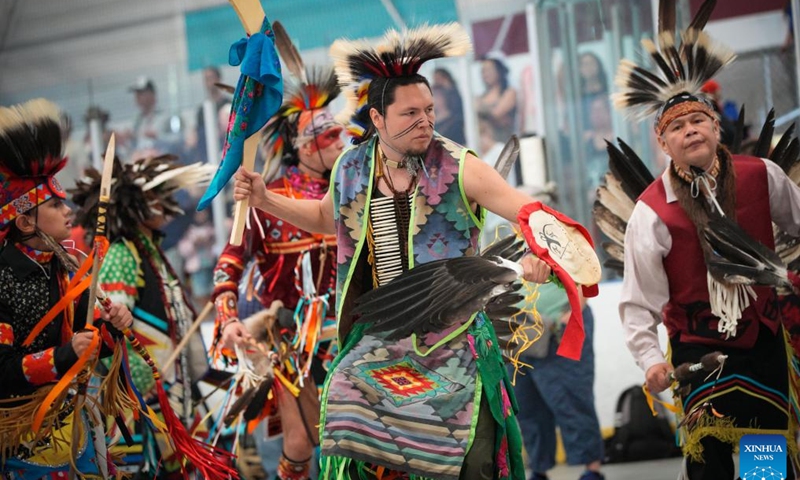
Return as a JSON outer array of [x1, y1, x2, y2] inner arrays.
[[0, 176, 66, 228], [655, 93, 717, 135]]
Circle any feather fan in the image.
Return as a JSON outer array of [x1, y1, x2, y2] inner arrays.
[[703, 214, 794, 293], [352, 235, 527, 341]]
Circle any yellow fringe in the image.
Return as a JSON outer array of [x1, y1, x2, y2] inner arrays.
[[505, 285, 545, 385], [680, 414, 738, 462], [784, 327, 800, 469], [672, 330, 800, 465], [0, 386, 72, 462], [100, 343, 139, 418], [642, 385, 680, 416]]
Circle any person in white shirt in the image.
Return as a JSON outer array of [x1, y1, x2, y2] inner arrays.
[[612, 2, 800, 477]]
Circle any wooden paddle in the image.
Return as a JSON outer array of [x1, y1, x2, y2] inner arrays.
[[228, 0, 266, 246]]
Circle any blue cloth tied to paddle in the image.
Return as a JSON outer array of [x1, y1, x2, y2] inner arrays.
[[198, 16, 283, 210]]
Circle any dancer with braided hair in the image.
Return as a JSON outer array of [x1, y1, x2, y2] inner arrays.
[[597, 1, 800, 477], [0, 99, 133, 479]]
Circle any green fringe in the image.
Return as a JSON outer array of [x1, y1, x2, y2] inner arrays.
[[319, 455, 440, 480]]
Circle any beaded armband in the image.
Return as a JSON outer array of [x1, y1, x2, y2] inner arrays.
[[215, 291, 239, 325], [211, 291, 240, 364]]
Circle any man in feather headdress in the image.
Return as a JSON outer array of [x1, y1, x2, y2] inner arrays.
[[0, 99, 133, 478], [612, 1, 800, 477], [212, 22, 343, 480], [231, 23, 597, 480], [71, 155, 213, 478]]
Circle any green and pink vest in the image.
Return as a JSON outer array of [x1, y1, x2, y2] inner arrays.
[[331, 134, 484, 342]]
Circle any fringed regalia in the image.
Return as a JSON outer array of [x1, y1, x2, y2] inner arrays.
[[640, 152, 796, 462], [100, 231, 205, 476], [210, 21, 341, 480], [71, 156, 216, 478], [210, 165, 338, 433], [0, 244, 113, 479], [0, 100, 115, 479], [596, 0, 800, 474], [319, 130, 525, 479]]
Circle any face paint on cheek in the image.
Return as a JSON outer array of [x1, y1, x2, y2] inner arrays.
[[309, 127, 342, 152], [391, 118, 425, 140]]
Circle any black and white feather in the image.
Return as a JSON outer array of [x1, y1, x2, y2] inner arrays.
[[753, 108, 800, 272], [0, 99, 65, 181], [352, 235, 528, 341], [592, 138, 655, 274], [612, 0, 734, 119], [703, 213, 795, 294]]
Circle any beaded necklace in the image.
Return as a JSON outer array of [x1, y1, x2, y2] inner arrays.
[[15, 242, 55, 265], [673, 155, 720, 184]]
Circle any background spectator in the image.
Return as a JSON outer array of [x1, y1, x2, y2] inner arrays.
[[433, 68, 466, 144], [178, 208, 217, 309], [513, 282, 605, 480], [192, 66, 231, 163], [519, 64, 541, 135], [433, 85, 466, 144], [122, 76, 182, 159], [577, 52, 609, 130], [476, 55, 518, 142]]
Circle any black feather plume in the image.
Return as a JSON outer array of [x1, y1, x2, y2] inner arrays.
[[688, 0, 717, 31], [731, 105, 745, 154], [606, 138, 655, 200], [770, 124, 799, 172], [224, 386, 258, 426], [243, 377, 273, 422], [753, 108, 776, 158], [612, 0, 734, 119], [658, 0, 676, 35], [770, 123, 795, 165]]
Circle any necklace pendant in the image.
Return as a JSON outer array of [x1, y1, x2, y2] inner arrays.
[[384, 157, 406, 170]]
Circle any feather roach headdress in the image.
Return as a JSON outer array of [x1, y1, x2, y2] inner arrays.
[[330, 22, 472, 143], [71, 155, 214, 242], [612, 0, 735, 134], [0, 99, 67, 231], [260, 21, 342, 180]]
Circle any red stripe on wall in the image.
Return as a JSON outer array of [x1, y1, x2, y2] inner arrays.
[[690, 0, 787, 21], [471, 13, 529, 58]]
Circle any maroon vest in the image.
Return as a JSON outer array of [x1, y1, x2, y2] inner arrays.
[[639, 155, 779, 349]]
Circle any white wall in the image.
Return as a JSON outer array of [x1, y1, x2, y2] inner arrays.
[[589, 280, 672, 428], [705, 10, 787, 54]]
